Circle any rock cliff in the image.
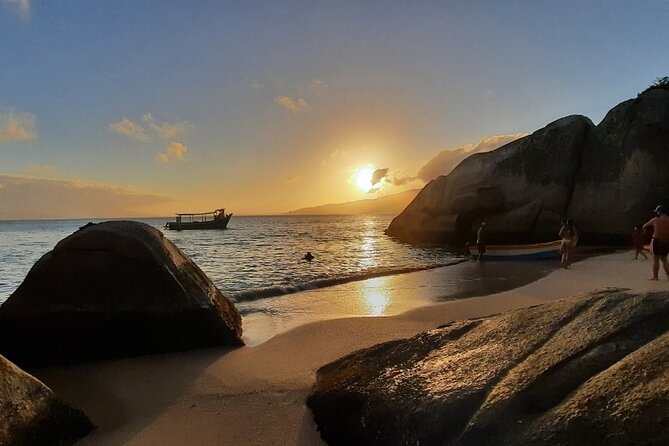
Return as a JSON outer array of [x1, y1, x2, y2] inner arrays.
[[0, 221, 244, 368], [308, 288, 669, 446], [386, 89, 669, 244]]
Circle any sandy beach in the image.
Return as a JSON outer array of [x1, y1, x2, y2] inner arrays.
[[33, 250, 668, 446]]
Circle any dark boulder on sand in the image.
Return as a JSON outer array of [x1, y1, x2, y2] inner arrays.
[[0, 221, 243, 368], [567, 89, 669, 243], [308, 288, 669, 446], [386, 89, 669, 245], [0, 354, 94, 445]]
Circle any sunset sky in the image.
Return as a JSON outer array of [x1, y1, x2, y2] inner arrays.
[[1, 1, 668, 218]]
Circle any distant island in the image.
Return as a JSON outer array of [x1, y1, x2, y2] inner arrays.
[[286, 189, 420, 215]]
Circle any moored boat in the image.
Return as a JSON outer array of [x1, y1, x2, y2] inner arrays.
[[165, 208, 232, 231], [470, 240, 561, 260]]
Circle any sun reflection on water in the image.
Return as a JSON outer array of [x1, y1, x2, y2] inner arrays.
[[358, 216, 380, 270]]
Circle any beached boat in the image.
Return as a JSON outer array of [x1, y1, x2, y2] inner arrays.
[[470, 240, 562, 260], [165, 208, 232, 231]]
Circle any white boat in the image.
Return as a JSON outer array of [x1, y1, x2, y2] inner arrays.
[[470, 240, 562, 260]]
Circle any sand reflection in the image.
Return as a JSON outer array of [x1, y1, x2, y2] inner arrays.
[[357, 277, 390, 316]]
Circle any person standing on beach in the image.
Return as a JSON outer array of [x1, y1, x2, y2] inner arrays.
[[631, 226, 648, 260], [559, 218, 577, 269], [476, 222, 487, 261], [642, 205, 669, 280]]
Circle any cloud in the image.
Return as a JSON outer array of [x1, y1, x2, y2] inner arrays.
[[110, 117, 149, 141], [321, 149, 347, 165], [371, 168, 389, 186], [0, 112, 37, 142], [308, 79, 326, 90], [302, 79, 327, 95], [250, 79, 264, 90], [4, 0, 29, 19], [111, 114, 189, 141], [156, 142, 188, 163], [142, 113, 187, 138], [417, 133, 528, 182], [387, 172, 421, 186], [0, 174, 176, 219], [274, 96, 308, 112], [366, 167, 423, 191]]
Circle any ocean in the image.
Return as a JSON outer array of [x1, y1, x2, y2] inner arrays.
[[0, 215, 465, 342]]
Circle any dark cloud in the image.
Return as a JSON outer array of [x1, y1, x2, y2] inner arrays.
[[371, 168, 389, 185]]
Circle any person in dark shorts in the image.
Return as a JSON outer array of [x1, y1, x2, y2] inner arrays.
[[642, 205, 669, 280]]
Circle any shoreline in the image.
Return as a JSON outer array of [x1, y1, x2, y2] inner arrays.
[[32, 249, 667, 445], [238, 256, 555, 345]]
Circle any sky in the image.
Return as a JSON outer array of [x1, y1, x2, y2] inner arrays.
[[1, 1, 668, 218]]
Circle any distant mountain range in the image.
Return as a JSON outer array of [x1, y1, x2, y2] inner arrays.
[[286, 189, 421, 215]]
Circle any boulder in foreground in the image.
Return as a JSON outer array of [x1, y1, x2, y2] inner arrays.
[[0, 354, 94, 445], [0, 221, 243, 368], [308, 288, 669, 446]]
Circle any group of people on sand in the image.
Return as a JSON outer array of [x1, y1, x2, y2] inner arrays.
[[471, 204, 669, 279], [558, 205, 669, 279]]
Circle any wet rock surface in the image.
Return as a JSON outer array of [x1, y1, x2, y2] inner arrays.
[[308, 288, 669, 446], [386, 89, 669, 245], [0, 221, 243, 368], [0, 354, 94, 445]]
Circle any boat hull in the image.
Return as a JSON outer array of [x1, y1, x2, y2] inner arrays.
[[470, 240, 561, 260], [165, 214, 232, 231]]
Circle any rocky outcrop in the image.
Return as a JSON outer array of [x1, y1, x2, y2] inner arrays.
[[387, 89, 669, 244], [1, 354, 94, 445], [568, 89, 669, 243], [0, 221, 243, 368], [308, 289, 669, 446]]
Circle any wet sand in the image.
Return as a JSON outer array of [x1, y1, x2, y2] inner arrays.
[[33, 250, 667, 445], [238, 258, 556, 345]]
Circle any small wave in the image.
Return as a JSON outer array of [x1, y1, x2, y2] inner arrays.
[[228, 259, 466, 303]]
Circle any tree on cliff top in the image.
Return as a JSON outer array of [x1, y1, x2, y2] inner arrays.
[[641, 76, 669, 95]]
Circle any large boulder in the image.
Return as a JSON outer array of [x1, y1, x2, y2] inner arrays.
[[387, 89, 669, 245], [308, 289, 669, 446], [568, 89, 669, 243], [387, 115, 593, 244], [1, 354, 94, 445], [0, 221, 243, 368]]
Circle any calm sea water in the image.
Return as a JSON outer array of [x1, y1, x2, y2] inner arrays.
[[0, 215, 457, 306]]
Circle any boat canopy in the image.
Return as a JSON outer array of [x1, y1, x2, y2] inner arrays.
[[174, 209, 226, 223]]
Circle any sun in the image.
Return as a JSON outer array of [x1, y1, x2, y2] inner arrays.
[[355, 166, 375, 192]]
